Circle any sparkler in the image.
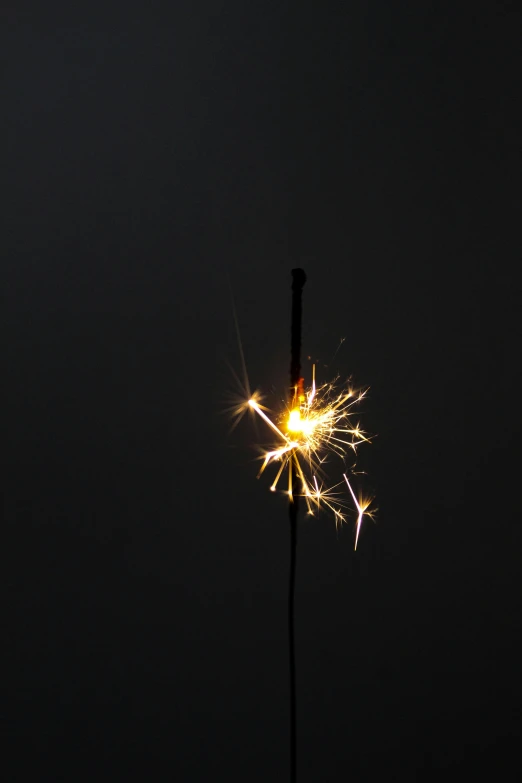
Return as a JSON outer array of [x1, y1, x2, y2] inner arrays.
[[288, 267, 305, 783], [230, 269, 374, 783]]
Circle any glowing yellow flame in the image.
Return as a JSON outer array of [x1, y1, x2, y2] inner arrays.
[[287, 408, 302, 432]]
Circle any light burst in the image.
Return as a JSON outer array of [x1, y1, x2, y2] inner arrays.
[[246, 365, 375, 549]]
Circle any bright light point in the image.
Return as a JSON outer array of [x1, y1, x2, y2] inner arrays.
[[301, 419, 314, 436], [287, 408, 302, 432]]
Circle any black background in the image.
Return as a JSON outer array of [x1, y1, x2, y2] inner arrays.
[[3, 2, 521, 780]]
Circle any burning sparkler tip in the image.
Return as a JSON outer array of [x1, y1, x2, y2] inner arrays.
[[242, 365, 374, 548]]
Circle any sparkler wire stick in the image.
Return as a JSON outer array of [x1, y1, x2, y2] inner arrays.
[[237, 267, 374, 777], [289, 268, 306, 783]]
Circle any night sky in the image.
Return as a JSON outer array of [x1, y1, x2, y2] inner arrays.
[[4, 3, 521, 780]]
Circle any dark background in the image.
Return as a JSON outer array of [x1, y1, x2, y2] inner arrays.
[[3, 2, 520, 780]]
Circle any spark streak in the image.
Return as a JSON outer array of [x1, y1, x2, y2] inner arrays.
[[343, 473, 374, 550]]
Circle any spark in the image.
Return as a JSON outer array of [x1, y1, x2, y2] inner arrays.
[[244, 367, 374, 548], [343, 474, 375, 550]]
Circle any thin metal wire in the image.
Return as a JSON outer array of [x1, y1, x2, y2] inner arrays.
[[289, 268, 306, 783]]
